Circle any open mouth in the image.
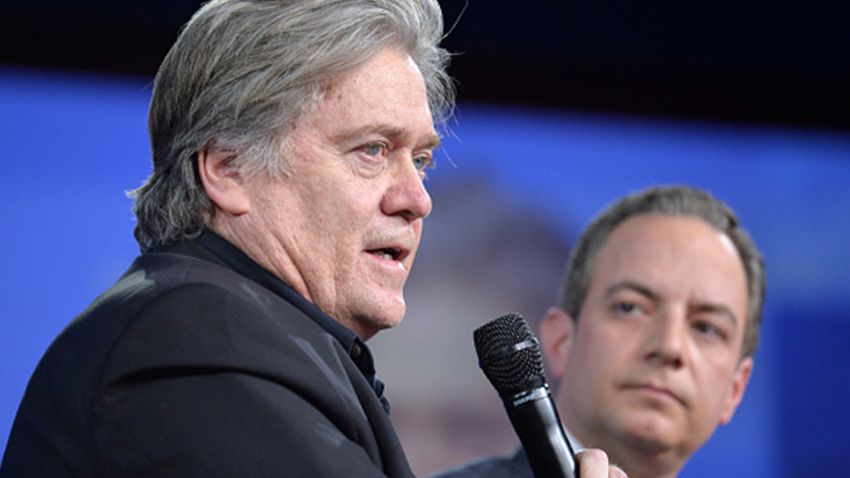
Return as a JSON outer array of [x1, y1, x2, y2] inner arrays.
[[368, 247, 405, 262]]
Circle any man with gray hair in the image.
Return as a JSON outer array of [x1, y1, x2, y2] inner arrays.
[[435, 185, 765, 478], [2, 1, 450, 476]]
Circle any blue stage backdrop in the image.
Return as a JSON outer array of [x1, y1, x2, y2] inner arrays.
[[2, 68, 849, 477]]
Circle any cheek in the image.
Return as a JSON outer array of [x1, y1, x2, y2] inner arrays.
[[334, 178, 382, 217], [303, 182, 371, 229], [411, 219, 424, 240], [333, 203, 378, 243], [579, 325, 641, 381], [322, 201, 383, 263], [692, 360, 737, 409], [581, 319, 628, 354], [568, 327, 615, 372]]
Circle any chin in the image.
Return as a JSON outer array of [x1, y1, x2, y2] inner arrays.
[[619, 418, 680, 454], [376, 303, 406, 329], [352, 298, 406, 339]]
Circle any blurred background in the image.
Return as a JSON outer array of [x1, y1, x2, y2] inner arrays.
[[2, 1, 849, 476]]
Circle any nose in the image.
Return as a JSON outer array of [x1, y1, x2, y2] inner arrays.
[[380, 158, 433, 222], [644, 306, 687, 369]]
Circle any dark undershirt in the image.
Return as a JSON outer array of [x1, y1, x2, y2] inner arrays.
[[195, 229, 391, 414]]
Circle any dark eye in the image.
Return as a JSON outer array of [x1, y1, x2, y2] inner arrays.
[[613, 301, 642, 317], [693, 320, 728, 341]]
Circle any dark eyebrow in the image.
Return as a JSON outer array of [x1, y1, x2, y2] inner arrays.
[[606, 281, 740, 328], [604, 280, 660, 302], [689, 302, 739, 328], [331, 124, 441, 150]]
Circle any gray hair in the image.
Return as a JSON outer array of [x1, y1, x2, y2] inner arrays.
[[560, 186, 765, 358], [129, 0, 455, 251]]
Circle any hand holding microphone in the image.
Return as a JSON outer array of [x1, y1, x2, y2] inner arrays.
[[474, 313, 579, 478], [473, 313, 629, 478]]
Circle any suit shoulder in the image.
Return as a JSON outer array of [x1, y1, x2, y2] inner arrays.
[[430, 449, 531, 478], [58, 252, 328, 386]]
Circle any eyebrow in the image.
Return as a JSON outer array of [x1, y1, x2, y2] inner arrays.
[[605, 280, 660, 302], [332, 124, 441, 150], [604, 280, 739, 328], [689, 302, 739, 328]]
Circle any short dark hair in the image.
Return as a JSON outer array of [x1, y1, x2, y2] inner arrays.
[[560, 185, 765, 357]]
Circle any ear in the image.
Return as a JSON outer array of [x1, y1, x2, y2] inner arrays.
[[540, 306, 576, 380], [718, 356, 754, 425], [197, 145, 251, 216]]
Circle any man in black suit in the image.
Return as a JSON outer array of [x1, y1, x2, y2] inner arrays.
[[433, 186, 765, 478], [1, 1, 452, 476]]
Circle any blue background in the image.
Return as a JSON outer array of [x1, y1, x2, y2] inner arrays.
[[2, 67, 850, 476]]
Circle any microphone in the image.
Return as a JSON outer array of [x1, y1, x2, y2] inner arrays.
[[474, 313, 578, 478]]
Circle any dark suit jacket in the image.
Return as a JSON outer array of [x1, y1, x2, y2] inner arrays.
[[1, 234, 413, 477], [429, 448, 531, 478]]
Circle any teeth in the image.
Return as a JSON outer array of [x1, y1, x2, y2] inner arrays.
[[370, 250, 395, 260], [369, 248, 399, 261]]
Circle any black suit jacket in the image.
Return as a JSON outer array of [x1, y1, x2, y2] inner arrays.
[[1, 235, 413, 477], [429, 448, 531, 478]]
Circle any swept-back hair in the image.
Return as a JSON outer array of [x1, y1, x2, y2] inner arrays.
[[129, 0, 454, 251]]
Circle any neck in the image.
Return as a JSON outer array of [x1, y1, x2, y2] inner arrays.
[[211, 217, 308, 297], [566, 422, 687, 478], [209, 219, 375, 341], [600, 441, 684, 478]]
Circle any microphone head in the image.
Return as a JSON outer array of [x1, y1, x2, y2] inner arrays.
[[474, 313, 545, 398]]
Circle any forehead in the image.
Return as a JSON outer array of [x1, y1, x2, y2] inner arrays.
[[590, 214, 749, 316], [309, 48, 436, 135]]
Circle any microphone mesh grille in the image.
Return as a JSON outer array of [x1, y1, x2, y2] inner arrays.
[[473, 313, 544, 396]]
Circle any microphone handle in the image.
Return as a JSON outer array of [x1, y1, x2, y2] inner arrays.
[[504, 386, 578, 478]]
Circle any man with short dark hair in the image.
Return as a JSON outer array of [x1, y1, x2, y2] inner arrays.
[[435, 186, 764, 478]]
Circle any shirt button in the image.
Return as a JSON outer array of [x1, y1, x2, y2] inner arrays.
[[351, 343, 362, 359]]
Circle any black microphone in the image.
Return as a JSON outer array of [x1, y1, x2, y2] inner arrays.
[[474, 313, 578, 478]]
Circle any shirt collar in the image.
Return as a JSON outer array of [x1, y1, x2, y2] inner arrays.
[[194, 229, 389, 413]]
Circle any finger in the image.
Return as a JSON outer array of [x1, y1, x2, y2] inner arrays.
[[610, 464, 628, 478], [576, 448, 610, 477]]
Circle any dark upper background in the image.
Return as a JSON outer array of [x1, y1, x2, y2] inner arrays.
[[3, 0, 849, 130]]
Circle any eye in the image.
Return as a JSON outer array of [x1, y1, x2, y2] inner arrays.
[[412, 153, 434, 174], [692, 320, 729, 342], [361, 142, 388, 158], [612, 301, 644, 317]]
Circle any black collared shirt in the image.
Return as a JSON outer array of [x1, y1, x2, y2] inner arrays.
[[196, 230, 390, 414]]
